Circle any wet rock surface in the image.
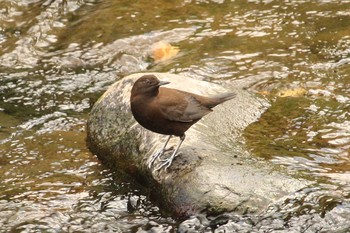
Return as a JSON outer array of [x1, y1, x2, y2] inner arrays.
[[87, 72, 309, 216]]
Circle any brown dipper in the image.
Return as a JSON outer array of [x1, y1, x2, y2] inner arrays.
[[130, 74, 236, 170]]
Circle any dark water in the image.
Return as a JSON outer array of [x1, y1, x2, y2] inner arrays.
[[1, 0, 350, 232]]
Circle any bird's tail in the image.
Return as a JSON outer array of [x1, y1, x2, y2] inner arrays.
[[214, 92, 236, 103], [204, 92, 236, 108]]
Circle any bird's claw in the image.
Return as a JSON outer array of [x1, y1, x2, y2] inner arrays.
[[148, 146, 175, 168], [148, 149, 163, 168], [154, 153, 178, 171], [149, 135, 184, 171]]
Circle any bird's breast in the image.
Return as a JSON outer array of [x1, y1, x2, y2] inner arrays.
[[130, 96, 192, 136]]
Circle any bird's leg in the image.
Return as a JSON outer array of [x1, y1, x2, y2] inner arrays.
[[148, 135, 172, 168], [155, 135, 185, 171]]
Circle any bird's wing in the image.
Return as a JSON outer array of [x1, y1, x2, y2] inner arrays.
[[157, 88, 212, 122]]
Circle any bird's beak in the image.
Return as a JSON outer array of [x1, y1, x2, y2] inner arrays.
[[158, 80, 170, 86]]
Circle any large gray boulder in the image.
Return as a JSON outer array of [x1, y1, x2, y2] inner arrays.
[[87, 72, 309, 216]]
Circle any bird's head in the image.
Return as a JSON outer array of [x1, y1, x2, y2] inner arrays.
[[131, 75, 170, 97]]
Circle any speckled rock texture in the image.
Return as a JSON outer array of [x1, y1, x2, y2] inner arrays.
[[87, 72, 309, 217]]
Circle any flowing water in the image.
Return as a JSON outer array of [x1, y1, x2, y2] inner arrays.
[[1, 0, 350, 232]]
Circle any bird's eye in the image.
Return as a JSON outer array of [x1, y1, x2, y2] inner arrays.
[[145, 79, 151, 84]]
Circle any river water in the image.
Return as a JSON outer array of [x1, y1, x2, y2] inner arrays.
[[1, 0, 350, 232]]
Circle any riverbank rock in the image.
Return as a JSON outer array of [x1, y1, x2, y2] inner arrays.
[[87, 72, 308, 217]]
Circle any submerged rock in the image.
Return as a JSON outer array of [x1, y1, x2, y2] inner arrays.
[[87, 72, 308, 217]]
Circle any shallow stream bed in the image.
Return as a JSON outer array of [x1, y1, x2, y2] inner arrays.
[[1, 0, 350, 232]]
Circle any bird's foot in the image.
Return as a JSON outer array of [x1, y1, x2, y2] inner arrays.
[[148, 146, 175, 168], [148, 149, 164, 168], [154, 152, 180, 171]]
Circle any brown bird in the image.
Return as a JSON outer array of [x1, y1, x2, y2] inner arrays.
[[130, 74, 236, 170]]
